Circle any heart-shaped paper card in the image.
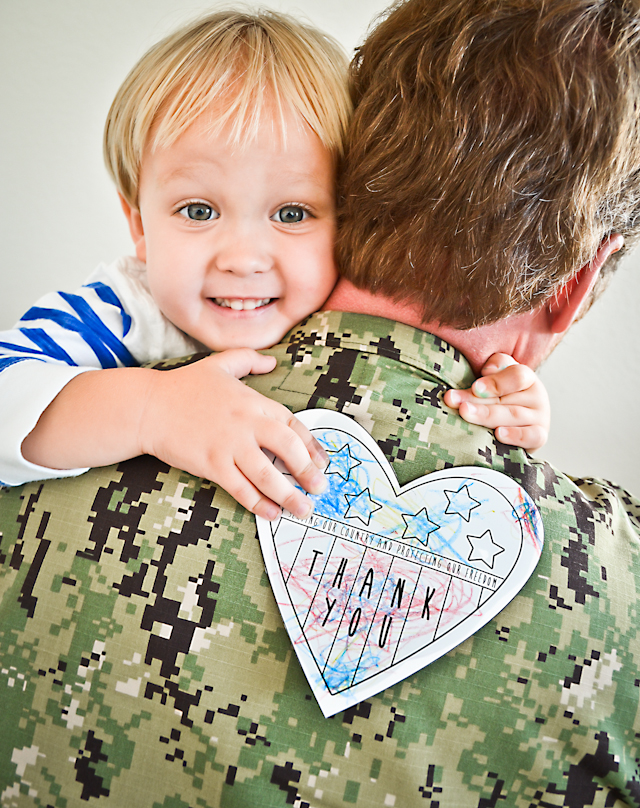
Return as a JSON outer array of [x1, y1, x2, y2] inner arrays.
[[257, 409, 543, 717]]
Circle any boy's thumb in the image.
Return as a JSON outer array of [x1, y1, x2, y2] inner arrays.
[[210, 348, 277, 379]]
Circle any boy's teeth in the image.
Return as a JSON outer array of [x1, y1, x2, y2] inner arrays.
[[215, 298, 271, 310]]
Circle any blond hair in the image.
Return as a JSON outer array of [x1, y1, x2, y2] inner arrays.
[[105, 9, 351, 206], [337, 0, 640, 328]]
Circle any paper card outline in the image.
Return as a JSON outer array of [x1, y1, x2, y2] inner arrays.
[[257, 409, 543, 717]]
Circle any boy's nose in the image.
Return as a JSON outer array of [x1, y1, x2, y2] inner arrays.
[[216, 253, 272, 275], [213, 227, 273, 276]]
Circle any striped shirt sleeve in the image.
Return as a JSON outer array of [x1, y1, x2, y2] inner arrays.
[[0, 257, 202, 486], [0, 263, 141, 486]]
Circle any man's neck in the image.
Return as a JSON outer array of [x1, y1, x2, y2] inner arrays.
[[324, 279, 550, 374]]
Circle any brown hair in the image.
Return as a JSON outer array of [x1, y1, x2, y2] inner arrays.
[[104, 10, 350, 207], [337, 0, 640, 328]]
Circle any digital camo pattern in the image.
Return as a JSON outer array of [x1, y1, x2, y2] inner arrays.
[[1, 311, 639, 807]]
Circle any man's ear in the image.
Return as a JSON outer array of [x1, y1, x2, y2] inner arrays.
[[547, 234, 623, 335], [119, 194, 147, 262]]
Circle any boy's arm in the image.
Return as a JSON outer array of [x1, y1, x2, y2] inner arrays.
[[22, 350, 328, 521], [0, 264, 326, 512], [443, 354, 550, 451], [0, 261, 176, 485]]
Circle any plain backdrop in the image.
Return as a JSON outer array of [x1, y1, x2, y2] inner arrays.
[[1, 0, 638, 494]]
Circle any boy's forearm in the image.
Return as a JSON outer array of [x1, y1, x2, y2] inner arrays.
[[21, 367, 156, 470], [20, 353, 329, 522]]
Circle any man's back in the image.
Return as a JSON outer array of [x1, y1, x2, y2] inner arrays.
[[1, 312, 638, 806]]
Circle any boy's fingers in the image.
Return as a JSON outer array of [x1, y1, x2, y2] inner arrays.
[[459, 401, 542, 429], [494, 425, 548, 451], [445, 388, 499, 409], [236, 449, 315, 519], [286, 415, 329, 470], [217, 465, 282, 521], [210, 348, 277, 379], [472, 363, 537, 400], [260, 419, 327, 496], [479, 353, 517, 376]]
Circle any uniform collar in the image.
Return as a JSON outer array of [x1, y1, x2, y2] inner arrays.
[[285, 311, 477, 390]]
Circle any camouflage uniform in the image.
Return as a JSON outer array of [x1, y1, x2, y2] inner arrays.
[[1, 311, 639, 807]]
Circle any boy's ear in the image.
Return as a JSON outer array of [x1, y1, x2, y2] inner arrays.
[[119, 194, 147, 262], [547, 234, 623, 335]]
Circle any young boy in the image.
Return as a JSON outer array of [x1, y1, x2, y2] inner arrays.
[[0, 10, 549, 521]]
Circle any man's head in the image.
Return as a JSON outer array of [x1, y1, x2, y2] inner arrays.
[[337, 0, 640, 329]]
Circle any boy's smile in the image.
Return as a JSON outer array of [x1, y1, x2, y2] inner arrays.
[[122, 105, 338, 351]]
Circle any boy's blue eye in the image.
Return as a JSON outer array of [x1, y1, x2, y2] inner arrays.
[[275, 205, 306, 224], [179, 203, 216, 221]]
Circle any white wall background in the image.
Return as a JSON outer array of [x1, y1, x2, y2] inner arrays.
[[1, 0, 638, 495]]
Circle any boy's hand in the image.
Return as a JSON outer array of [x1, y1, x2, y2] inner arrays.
[[443, 353, 550, 451], [141, 349, 328, 521]]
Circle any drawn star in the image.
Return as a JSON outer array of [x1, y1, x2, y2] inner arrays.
[[467, 530, 504, 569], [445, 485, 481, 522], [401, 508, 440, 546], [325, 443, 361, 481], [344, 488, 382, 526]]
